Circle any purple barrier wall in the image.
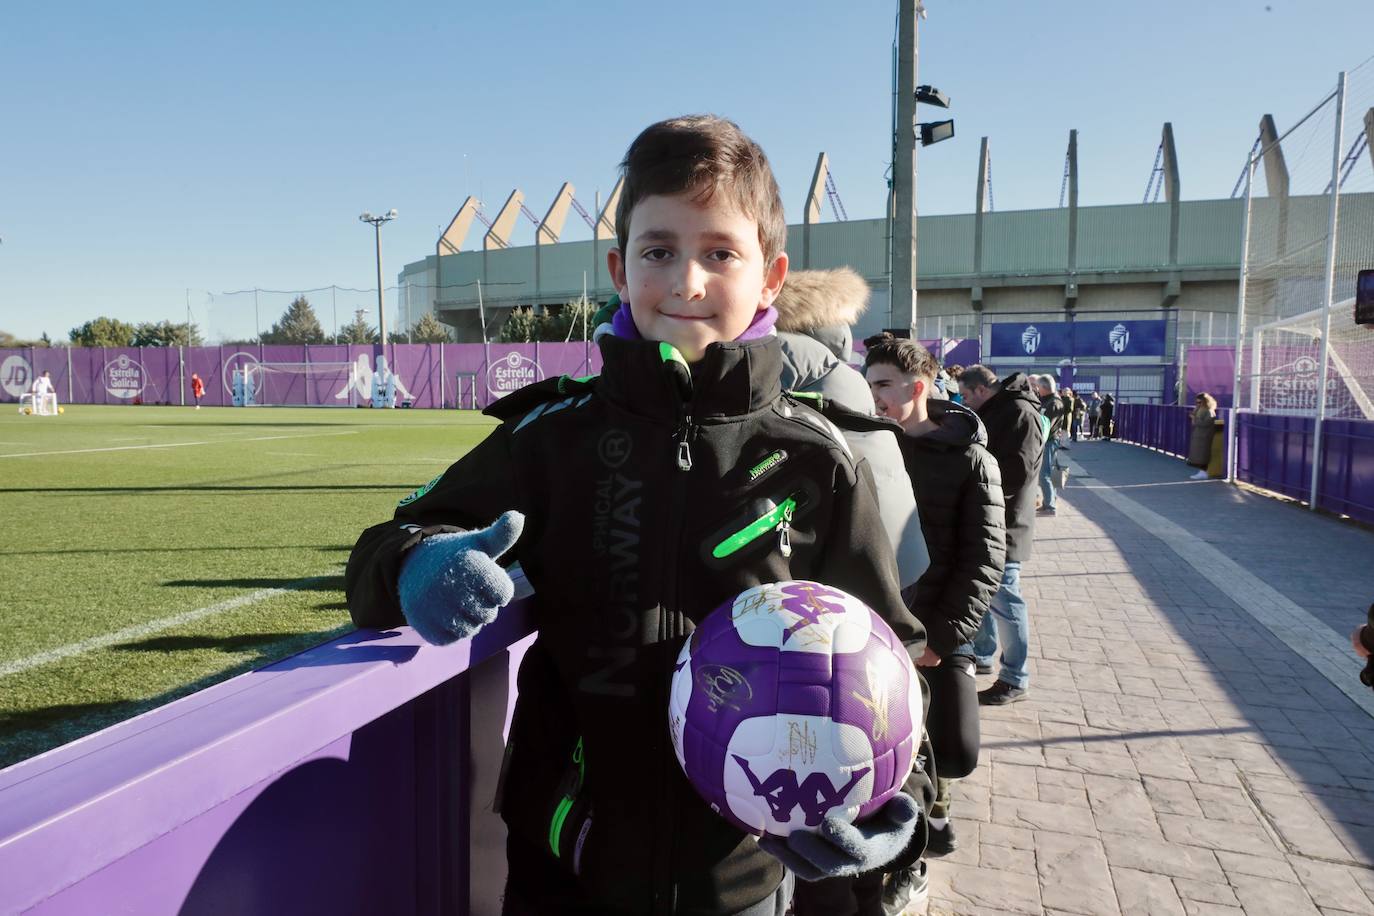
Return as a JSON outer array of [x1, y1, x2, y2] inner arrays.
[[2, 339, 981, 410], [1114, 403, 1198, 459], [0, 343, 603, 410], [0, 603, 537, 915], [1116, 405, 1374, 526], [1232, 413, 1374, 526]]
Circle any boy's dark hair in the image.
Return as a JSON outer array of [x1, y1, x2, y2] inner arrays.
[[863, 332, 939, 381], [960, 364, 998, 390], [946, 364, 964, 379], [615, 115, 787, 265]]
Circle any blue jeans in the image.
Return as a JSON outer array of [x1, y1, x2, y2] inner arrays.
[[973, 561, 1030, 689], [1039, 438, 1059, 510]]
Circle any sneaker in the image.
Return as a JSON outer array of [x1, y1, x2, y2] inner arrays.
[[1037, 506, 1057, 516], [925, 819, 958, 857], [975, 661, 994, 676], [1190, 469, 1209, 480], [978, 680, 1028, 706], [882, 861, 929, 916]]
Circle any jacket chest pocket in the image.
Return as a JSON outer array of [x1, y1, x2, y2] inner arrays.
[[697, 480, 818, 569]]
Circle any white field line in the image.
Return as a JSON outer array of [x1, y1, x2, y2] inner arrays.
[[0, 430, 358, 459], [0, 570, 343, 680]]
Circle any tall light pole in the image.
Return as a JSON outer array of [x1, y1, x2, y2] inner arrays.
[[359, 209, 397, 362], [891, 0, 921, 335], [891, 1, 953, 337]]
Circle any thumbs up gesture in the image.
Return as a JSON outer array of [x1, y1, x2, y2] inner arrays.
[[397, 511, 525, 645]]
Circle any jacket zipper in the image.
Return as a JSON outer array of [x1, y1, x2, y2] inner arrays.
[[711, 494, 800, 560], [657, 362, 693, 912]]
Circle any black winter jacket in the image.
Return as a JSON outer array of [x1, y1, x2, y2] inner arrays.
[[974, 373, 1045, 564], [900, 400, 1007, 657], [346, 335, 925, 916]]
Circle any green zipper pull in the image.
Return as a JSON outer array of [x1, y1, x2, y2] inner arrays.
[[712, 496, 799, 559]]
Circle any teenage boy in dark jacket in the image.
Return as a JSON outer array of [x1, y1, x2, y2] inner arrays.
[[861, 337, 1006, 910], [959, 367, 1044, 706], [347, 116, 927, 916]]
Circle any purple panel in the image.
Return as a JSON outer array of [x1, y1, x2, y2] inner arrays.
[[1316, 418, 1374, 526], [1236, 412, 1314, 502], [1185, 346, 1235, 408], [27, 726, 416, 916], [1115, 403, 1194, 459], [0, 601, 535, 915]]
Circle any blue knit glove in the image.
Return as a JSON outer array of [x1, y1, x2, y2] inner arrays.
[[397, 511, 524, 646], [758, 792, 920, 882]]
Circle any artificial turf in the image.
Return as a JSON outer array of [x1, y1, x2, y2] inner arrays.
[[0, 404, 496, 768]]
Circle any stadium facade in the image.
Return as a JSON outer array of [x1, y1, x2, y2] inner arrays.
[[396, 141, 1251, 377]]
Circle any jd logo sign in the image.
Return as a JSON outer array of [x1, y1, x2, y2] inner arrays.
[[1, 355, 32, 398]]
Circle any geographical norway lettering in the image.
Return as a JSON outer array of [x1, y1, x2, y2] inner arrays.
[[711, 495, 800, 560], [549, 737, 586, 858], [398, 474, 442, 507], [581, 459, 642, 698], [747, 450, 788, 482], [731, 754, 870, 827]]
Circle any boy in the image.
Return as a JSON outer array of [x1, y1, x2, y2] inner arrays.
[[863, 336, 1005, 913], [346, 116, 926, 916]]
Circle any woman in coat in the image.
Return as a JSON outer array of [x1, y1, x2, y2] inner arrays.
[[1098, 394, 1115, 440], [1188, 392, 1218, 477]]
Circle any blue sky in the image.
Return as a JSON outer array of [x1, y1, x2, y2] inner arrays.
[[2, 1, 1371, 341]]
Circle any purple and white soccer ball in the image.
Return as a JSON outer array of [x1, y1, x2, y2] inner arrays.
[[669, 580, 922, 840]]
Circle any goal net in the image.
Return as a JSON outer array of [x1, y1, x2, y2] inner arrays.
[[1235, 62, 1374, 421], [231, 362, 360, 407]]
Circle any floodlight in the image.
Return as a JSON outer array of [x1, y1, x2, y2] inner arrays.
[[386, 209, 398, 219], [917, 120, 955, 146], [360, 212, 373, 222], [915, 85, 950, 108]]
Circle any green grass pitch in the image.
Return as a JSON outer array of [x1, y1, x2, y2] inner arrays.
[[0, 404, 496, 768]]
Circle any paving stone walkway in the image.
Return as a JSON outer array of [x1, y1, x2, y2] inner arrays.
[[926, 440, 1374, 916]]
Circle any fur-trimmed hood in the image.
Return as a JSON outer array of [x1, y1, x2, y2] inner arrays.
[[774, 268, 870, 361]]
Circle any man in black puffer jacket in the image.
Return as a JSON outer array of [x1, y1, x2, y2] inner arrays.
[[958, 367, 1045, 707]]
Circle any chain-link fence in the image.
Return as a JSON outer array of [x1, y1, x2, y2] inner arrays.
[[1230, 61, 1374, 508]]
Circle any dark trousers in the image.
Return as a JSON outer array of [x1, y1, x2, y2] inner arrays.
[[501, 834, 793, 916], [792, 871, 884, 916]]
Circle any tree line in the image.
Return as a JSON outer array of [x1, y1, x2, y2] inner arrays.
[[1, 296, 454, 349]]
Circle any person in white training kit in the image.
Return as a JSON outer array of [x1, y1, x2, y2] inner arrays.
[[31, 371, 57, 416]]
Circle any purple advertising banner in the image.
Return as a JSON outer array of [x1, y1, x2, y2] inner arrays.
[[0, 343, 605, 411], [1185, 346, 1236, 407], [0, 339, 990, 411]]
